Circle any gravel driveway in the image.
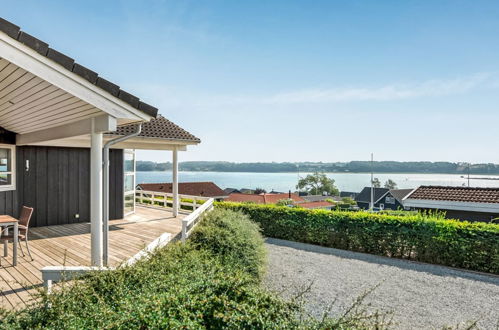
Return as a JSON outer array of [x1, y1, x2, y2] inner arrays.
[[264, 238, 499, 329]]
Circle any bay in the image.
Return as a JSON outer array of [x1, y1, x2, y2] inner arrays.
[[136, 171, 499, 193]]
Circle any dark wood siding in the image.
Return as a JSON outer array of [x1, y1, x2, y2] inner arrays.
[[14, 146, 124, 227]]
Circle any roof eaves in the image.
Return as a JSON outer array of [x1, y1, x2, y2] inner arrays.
[[0, 17, 158, 118]]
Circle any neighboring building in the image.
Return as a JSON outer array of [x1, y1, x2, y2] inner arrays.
[[137, 182, 227, 200], [223, 188, 240, 195], [376, 188, 413, 210], [355, 187, 389, 210], [239, 188, 255, 194], [297, 201, 335, 210], [340, 191, 359, 199], [226, 192, 305, 204], [302, 195, 342, 203], [355, 187, 413, 210], [403, 186, 499, 222]]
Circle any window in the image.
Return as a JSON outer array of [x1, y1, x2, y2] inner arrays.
[[124, 150, 135, 215], [0, 144, 15, 192], [385, 196, 395, 204]]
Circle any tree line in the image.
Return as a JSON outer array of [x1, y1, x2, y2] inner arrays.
[[136, 160, 499, 174]]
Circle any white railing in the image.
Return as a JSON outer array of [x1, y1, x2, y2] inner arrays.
[[136, 190, 210, 212], [181, 198, 214, 242], [42, 196, 215, 292]]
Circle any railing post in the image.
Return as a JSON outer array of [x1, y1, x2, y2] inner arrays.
[[193, 198, 197, 211], [181, 219, 188, 243]]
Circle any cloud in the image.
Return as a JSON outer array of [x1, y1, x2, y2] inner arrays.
[[132, 72, 498, 109]]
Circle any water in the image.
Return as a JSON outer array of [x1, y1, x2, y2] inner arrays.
[[136, 171, 499, 193]]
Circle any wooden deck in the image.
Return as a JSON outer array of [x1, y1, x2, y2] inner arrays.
[[0, 206, 185, 310]]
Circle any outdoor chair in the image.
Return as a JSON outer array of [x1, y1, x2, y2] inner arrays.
[[0, 206, 34, 264]]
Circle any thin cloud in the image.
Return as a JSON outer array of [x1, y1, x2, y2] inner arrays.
[[132, 72, 498, 108]]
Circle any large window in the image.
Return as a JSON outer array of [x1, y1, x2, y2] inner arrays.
[[124, 150, 135, 215], [0, 144, 15, 192]]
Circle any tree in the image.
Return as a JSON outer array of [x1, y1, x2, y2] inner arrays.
[[254, 187, 267, 194], [296, 172, 339, 196], [276, 198, 293, 206], [372, 177, 381, 188], [384, 179, 397, 189], [341, 197, 356, 205]]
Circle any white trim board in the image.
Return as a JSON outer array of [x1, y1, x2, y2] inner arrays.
[[403, 198, 499, 213], [0, 31, 152, 124]]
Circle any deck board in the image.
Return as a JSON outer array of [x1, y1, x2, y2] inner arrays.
[[0, 206, 185, 310]]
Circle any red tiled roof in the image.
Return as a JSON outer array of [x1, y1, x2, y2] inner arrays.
[[405, 186, 499, 204], [226, 193, 304, 204], [138, 182, 226, 197], [298, 201, 334, 209]]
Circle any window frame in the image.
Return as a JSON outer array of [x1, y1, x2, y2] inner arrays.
[[123, 149, 136, 216], [0, 144, 15, 192]]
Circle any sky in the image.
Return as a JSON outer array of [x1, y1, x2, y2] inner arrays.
[[3, 1, 499, 163]]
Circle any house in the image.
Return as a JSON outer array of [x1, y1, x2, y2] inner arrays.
[[0, 17, 201, 269], [137, 182, 227, 200], [403, 186, 499, 222], [355, 187, 413, 210], [239, 188, 255, 194], [340, 191, 359, 199], [297, 200, 335, 210], [302, 195, 342, 203], [226, 192, 305, 204], [224, 187, 240, 195]]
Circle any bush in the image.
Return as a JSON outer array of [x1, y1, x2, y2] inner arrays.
[[1, 208, 391, 328], [190, 209, 266, 279], [217, 202, 499, 274]]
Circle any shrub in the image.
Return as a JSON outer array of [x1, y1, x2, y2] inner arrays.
[[217, 202, 499, 274], [190, 209, 266, 279]]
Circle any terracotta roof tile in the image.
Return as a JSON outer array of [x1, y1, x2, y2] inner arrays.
[[406, 186, 499, 204], [226, 193, 304, 204], [138, 182, 225, 197]]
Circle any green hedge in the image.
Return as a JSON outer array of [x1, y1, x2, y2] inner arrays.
[[217, 202, 499, 274]]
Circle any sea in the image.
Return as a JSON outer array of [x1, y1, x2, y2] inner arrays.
[[136, 171, 499, 193]]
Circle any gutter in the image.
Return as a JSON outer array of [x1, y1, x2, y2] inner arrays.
[[103, 124, 142, 266]]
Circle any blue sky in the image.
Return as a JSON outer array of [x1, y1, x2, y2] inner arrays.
[[4, 1, 499, 162]]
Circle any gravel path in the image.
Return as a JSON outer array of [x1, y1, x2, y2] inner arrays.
[[264, 238, 499, 329]]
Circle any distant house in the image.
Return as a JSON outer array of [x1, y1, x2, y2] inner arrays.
[[223, 188, 240, 195], [226, 192, 304, 204], [302, 195, 342, 203], [340, 191, 359, 199], [403, 186, 499, 222], [355, 187, 412, 210], [239, 188, 255, 194], [137, 182, 227, 200], [297, 201, 335, 210]]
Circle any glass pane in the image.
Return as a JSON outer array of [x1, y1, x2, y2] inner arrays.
[[0, 173, 11, 185], [124, 151, 134, 173], [124, 174, 134, 192], [0, 148, 11, 172], [124, 193, 134, 214]]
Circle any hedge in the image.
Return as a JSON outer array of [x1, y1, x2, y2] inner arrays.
[[217, 202, 499, 274]]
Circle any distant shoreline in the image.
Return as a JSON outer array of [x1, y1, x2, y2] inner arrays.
[[136, 170, 499, 176]]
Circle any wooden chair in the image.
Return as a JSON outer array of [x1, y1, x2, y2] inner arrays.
[[1, 206, 34, 262]]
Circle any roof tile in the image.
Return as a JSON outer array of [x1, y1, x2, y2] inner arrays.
[[0, 18, 20, 39], [17, 31, 48, 55], [110, 115, 201, 143], [406, 186, 499, 204], [72, 63, 98, 84], [47, 48, 74, 70]]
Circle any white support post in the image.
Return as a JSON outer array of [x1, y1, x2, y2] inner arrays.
[[172, 147, 179, 217], [90, 120, 103, 267]]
